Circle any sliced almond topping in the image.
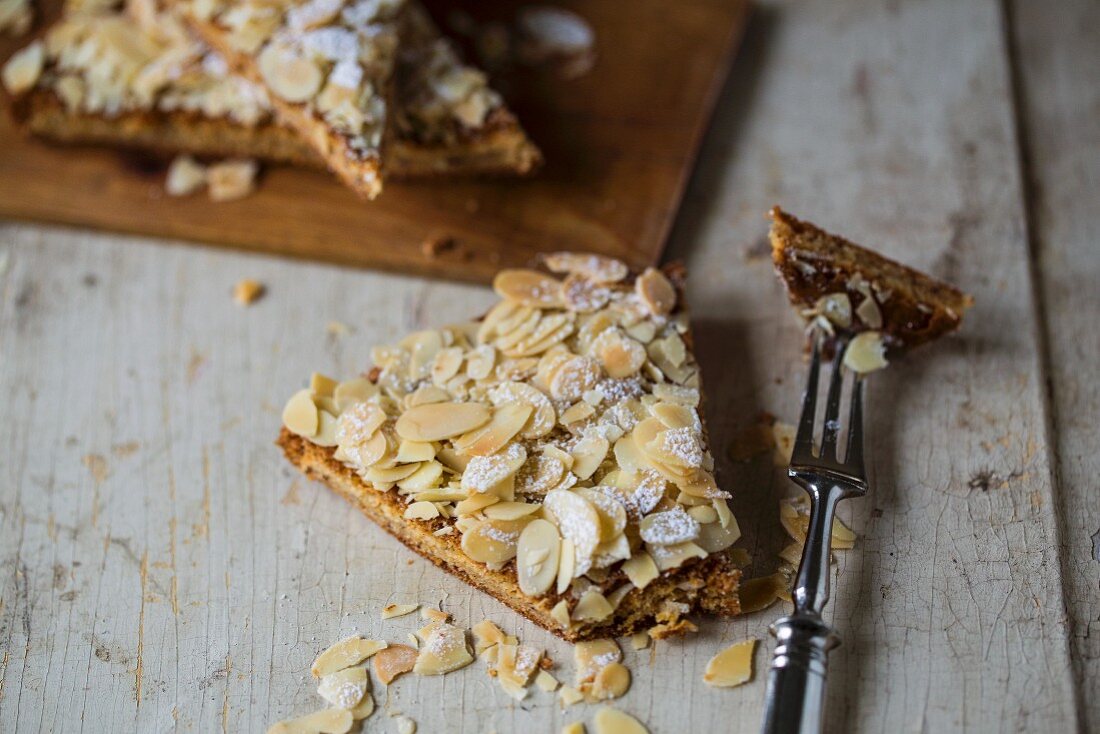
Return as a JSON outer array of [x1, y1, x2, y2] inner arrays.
[[395, 402, 490, 442], [543, 252, 628, 283], [430, 346, 464, 384], [696, 510, 742, 553], [544, 490, 601, 577], [460, 518, 529, 564], [560, 273, 612, 313], [258, 42, 323, 102], [413, 622, 474, 675], [484, 501, 542, 521], [465, 344, 497, 379], [570, 434, 610, 480], [576, 488, 628, 541], [843, 331, 888, 373], [1, 41, 44, 95], [592, 706, 649, 734], [687, 505, 718, 524], [549, 356, 603, 402], [635, 268, 676, 317], [639, 506, 700, 545], [593, 328, 646, 379], [396, 440, 436, 463], [620, 552, 659, 589], [403, 501, 440, 521], [396, 461, 444, 492], [515, 454, 565, 495], [266, 708, 353, 734], [334, 378, 379, 411], [283, 389, 319, 437], [381, 603, 419, 620], [550, 599, 572, 629], [516, 518, 561, 596], [490, 381, 556, 438], [703, 639, 757, 688], [493, 269, 564, 308], [561, 401, 596, 425], [372, 644, 418, 685], [454, 493, 501, 516], [590, 662, 631, 700], [572, 590, 613, 622], [406, 385, 452, 408], [312, 636, 387, 677], [629, 632, 650, 651], [365, 462, 420, 485], [647, 541, 707, 571], [317, 666, 368, 709], [453, 403, 533, 456], [461, 443, 527, 493]]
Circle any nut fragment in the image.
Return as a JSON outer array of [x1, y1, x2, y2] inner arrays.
[[312, 636, 387, 677], [460, 518, 529, 564], [207, 159, 258, 202], [258, 42, 323, 102], [572, 590, 613, 622], [283, 389, 319, 437], [266, 708, 353, 734], [396, 402, 491, 441], [392, 716, 416, 734], [629, 633, 649, 651], [381, 603, 419, 620], [544, 490, 601, 576], [372, 644, 418, 685], [317, 666, 368, 709], [703, 639, 757, 688], [592, 707, 649, 734], [843, 331, 888, 373], [543, 252, 628, 283], [166, 155, 207, 197], [493, 269, 564, 307], [233, 278, 265, 305], [635, 268, 676, 317], [620, 552, 658, 589], [1, 41, 43, 95], [574, 639, 621, 685], [516, 518, 562, 596], [590, 662, 631, 700], [535, 669, 560, 692], [413, 622, 474, 675]]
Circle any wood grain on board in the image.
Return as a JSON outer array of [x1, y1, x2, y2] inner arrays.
[[0, 0, 749, 282]]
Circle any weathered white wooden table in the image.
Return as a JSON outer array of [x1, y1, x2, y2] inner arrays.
[[1, 1, 1096, 731]]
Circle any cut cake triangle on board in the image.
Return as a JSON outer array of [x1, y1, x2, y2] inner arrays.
[[7, 0, 541, 177], [278, 254, 743, 641]]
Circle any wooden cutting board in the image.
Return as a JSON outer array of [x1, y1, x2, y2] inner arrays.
[[0, 0, 749, 283]]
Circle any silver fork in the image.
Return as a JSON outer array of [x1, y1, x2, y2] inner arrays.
[[760, 333, 868, 734]]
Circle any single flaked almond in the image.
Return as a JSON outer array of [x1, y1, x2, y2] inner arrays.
[[490, 381, 556, 438], [431, 347, 464, 384], [393, 715, 416, 734], [593, 328, 646, 379], [365, 462, 420, 485], [639, 506, 700, 545], [590, 662, 631, 700], [484, 501, 541, 521], [574, 639, 621, 684], [550, 355, 603, 402], [696, 510, 742, 553], [704, 639, 757, 688], [535, 669, 560, 691], [396, 461, 444, 492], [465, 344, 496, 379], [651, 382, 699, 406], [283, 389, 319, 437], [310, 373, 337, 397], [737, 573, 787, 614], [493, 269, 563, 307], [647, 540, 707, 571], [843, 331, 888, 373], [461, 442, 527, 493], [421, 608, 450, 623], [561, 273, 612, 313], [687, 504, 718, 524], [543, 252, 628, 284], [810, 293, 852, 328], [335, 400, 386, 443], [266, 708, 353, 734], [561, 401, 596, 425], [620, 552, 659, 589], [207, 159, 258, 202], [312, 636, 387, 677], [592, 707, 649, 734], [516, 518, 561, 595], [258, 42, 323, 102], [406, 385, 452, 408], [381, 603, 419, 620], [856, 293, 883, 329], [1, 41, 43, 95], [570, 434, 610, 481], [550, 599, 572, 629], [652, 402, 697, 431], [334, 378, 379, 411], [396, 401, 490, 442], [372, 644, 418, 685], [576, 488, 627, 541], [413, 622, 474, 675], [166, 155, 207, 197], [460, 518, 529, 564], [315, 410, 339, 448], [403, 501, 440, 521], [317, 666, 368, 709], [396, 440, 436, 463], [560, 685, 585, 706], [454, 492, 500, 516], [453, 403, 533, 456], [572, 590, 613, 622], [350, 692, 374, 720], [630, 632, 650, 650], [635, 268, 676, 317], [472, 620, 505, 652], [562, 723, 585, 734]]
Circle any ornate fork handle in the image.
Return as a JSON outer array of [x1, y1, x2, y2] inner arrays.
[[760, 480, 847, 734]]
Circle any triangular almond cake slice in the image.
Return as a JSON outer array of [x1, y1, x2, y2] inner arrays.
[[278, 254, 743, 641], [5, 0, 540, 177], [768, 206, 973, 370]]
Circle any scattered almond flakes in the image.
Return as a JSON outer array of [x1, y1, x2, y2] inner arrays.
[[311, 636, 387, 677], [207, 159, 258, 202], [233, 279, 265, 306], [703, 639, 757, 688], [317, 666, 368, 709], [381, 603, 419, 620], [372, 644, 418, 685]]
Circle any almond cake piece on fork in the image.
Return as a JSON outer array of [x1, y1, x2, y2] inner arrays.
[[277, 254, 743, 641]]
